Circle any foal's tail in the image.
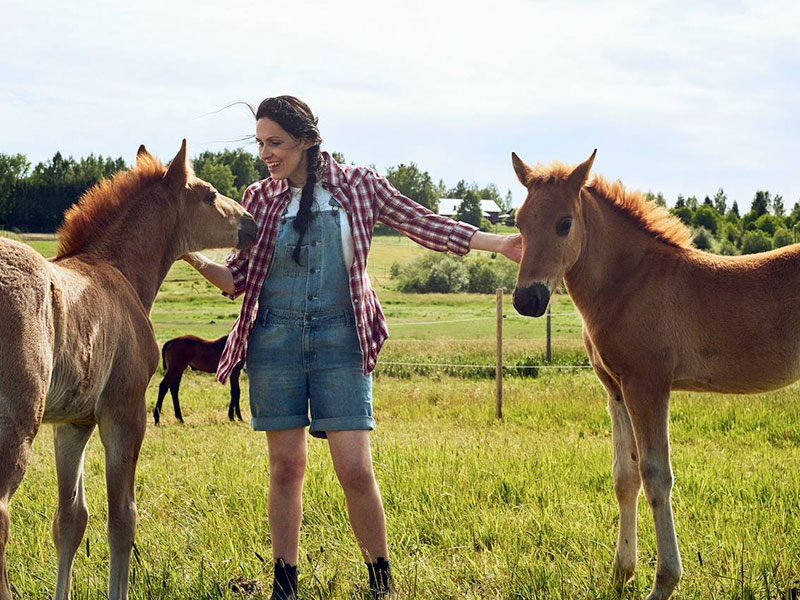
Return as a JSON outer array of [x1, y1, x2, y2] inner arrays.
[[161, 340, 173, 371]]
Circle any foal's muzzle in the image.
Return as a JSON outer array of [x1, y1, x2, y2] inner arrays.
[[513, 283, 551, 318], [237, 214, 258, 249]]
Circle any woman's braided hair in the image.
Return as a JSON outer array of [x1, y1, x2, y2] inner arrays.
[[255, 96, 323, 264]]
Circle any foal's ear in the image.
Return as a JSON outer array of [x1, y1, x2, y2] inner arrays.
[[136, 144, 154, 167], [164, 139, 189, 190], [511, 152, 532, 186], [567, 149, 597, 194]]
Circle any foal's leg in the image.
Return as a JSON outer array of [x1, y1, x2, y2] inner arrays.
[[0, 369, 45, 600], [0, 427, 39, 600], [53, 423, 96, 600], [622, 382, 682, 600], [154, 375, 170, 425], [169, 374, 184, 423], [595, 370, 641, 586], [585, 332, 642, 586], [229, 366, 242, 421], [99, 406, 146, 600]]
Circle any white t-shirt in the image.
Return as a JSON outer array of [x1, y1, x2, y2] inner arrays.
[[287, 183, 354, 270]]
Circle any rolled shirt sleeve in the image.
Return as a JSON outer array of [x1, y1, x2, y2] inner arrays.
[[371, 171, 477, 255], [221, 186, 256, 299]]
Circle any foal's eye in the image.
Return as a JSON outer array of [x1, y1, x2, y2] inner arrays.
[[556, 217, 572, 237], [205, 191, 217, 205]]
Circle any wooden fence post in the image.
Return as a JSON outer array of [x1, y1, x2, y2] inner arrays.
[[546, 304, 552, 363], [496, 287, 503, 419]]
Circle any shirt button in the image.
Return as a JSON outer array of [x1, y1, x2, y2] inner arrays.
[[310, 268, 317, 274], [354, 298, 359, 304], [307, 294, 314, 300]]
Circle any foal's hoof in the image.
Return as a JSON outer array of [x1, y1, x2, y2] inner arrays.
[[611, 563, 636, 590]]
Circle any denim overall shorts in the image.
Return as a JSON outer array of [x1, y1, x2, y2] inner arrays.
[[246, 197, 374, 438]]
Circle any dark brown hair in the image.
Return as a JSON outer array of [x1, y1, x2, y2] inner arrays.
[[256, 96, 323, 264]]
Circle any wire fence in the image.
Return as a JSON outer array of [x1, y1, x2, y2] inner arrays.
[[371, 291, 593, 417]]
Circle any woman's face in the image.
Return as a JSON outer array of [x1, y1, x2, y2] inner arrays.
[[255, 117, 313, 186]]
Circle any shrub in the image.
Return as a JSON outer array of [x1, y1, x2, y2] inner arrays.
[[393, 253, 518, 293], [692, 227, 712, 251], [692, 205, 718, 234], [773, 227, 794, 248], [741, 230, 773, 254], [718, 240, 738, 255]]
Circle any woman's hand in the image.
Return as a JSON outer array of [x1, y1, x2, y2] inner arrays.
[[496, 233, 522, 263], [469, 231, 522, 263]]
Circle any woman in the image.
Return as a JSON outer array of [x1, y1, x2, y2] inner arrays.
[[182, 95, 521, 599]]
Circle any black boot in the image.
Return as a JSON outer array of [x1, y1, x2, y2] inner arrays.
[[366, 557, 394, 599], [270, 558, 298, 600]]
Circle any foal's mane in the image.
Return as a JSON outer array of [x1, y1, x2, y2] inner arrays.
[[56, 156, 167, 258], [528, 162, 693, 249]]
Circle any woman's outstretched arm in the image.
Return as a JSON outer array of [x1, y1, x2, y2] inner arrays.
[[468, 231, 522, 263]]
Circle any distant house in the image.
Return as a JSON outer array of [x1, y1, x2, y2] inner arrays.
[[437, 198, 503, 224]]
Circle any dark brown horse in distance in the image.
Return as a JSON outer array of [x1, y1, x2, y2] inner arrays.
[[0, 141, 256, 600], [511, 149, 800, 600], [153, 335, 243, 425]]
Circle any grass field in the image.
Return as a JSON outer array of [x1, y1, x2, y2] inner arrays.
[[6, 235, 800, 599]]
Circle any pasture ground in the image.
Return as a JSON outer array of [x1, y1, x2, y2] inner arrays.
[[7, 235, 800, 599]]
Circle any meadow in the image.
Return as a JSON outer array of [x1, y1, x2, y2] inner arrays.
[[6, 234, 800, 599]]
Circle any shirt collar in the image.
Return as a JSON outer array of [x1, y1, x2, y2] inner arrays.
[[269, 151, 344, 197]]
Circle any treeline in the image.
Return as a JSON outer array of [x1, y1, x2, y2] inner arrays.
[[645, 189, 800, 255], [0, 149, 513, 233], [2, 149, 795, 254]]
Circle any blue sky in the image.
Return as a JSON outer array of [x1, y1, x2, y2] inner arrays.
[[1, 0, 798, 209]]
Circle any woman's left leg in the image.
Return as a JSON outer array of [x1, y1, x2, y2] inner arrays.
[[326, 430, 388, 561]]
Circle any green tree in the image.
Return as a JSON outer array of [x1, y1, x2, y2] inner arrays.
[[196, 162, 237, 198], [692, 205, 718, 234], [385, 162, 439, 212], [670, 206, 692, 226], [741, 230, 772, 254], [692, 227, 712, 251], [675, 194, 686, 208], [719, 240, 738, 255], [686, 196, 699, 211], [713, 188, 727, 214], [772, 194, 785, 217], [773, 227, 793, 248], [448, 179, 471, 199], [455, 190, 483, 227], [789, 202, 800, 226], [754, 213, 780, 236], [751, 190, 770, 217], [0, 154, 31, 224], [729, 200, 740, 218]]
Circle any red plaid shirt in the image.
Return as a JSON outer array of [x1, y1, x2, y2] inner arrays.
[[216, 152, 478, 383]]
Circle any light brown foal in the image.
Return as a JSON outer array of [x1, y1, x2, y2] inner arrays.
[[511, 150, 800, 600], [0, 141, 256, 600]]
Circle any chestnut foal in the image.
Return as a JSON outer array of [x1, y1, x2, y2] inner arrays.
[[512, 150, 800, 600], [0, 141, 256, 600]]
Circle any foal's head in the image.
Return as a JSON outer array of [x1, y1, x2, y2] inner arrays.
[[136, 141, 258, 254], [511, 150, 596, 317]]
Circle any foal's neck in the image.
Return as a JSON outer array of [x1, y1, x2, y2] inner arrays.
[[84, 202, 179, 311], [566, 192, 678, 314]]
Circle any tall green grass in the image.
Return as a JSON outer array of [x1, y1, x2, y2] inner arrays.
[[11, 372, 800, 599]]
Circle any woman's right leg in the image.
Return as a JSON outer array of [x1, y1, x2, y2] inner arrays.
[[266, 428, 308, 564]]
